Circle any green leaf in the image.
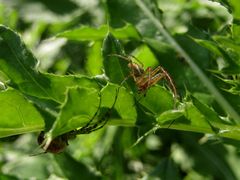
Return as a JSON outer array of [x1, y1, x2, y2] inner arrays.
[[54, 152, 100, 180], [57, 24, 140, 41], [192, 37, 240, 74], [213, 35, 240, 73], [156, 100, 240, 140], [102, 33, 129, 82], [0, 89, 44, 138], [132, 44, 159, 68], [0, 4, 18, 29], [41, 73, 100, 103], [177, 102, 216, 133], [157, 109, 184, 124], [0, 25, 99, 103], [49, 87, 100, 138], [0, 25, 40, 84], [111, 24, 141, 40], [138, 85, 174, 115], [147, 158, 181, 180], [106, 0, 157, 37], [101, 83, 137, 126], [102, 33, 138, 94], [191, 95, 224, 124], [48, 83, 137, 139], [229, 0, 240, 19], [0, 174, 18, 180], [86, 41, 103, 75], [220, 78, 240, 96], [192, 38, 222, 56], [213, 36, 240, 53]]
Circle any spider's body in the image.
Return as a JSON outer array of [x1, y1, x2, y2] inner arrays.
[[110, 54, 177, 97], [37, 131, 76, 154]]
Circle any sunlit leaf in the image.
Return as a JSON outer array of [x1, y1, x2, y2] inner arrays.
[[101, 83, 137, 126], [157, 109, 184, 124], [57, 24, 140, 41], [49, 87, 100, 138], [0, 89, 44, 138], [86, 41, 103, 75], [132, 44, 159, 68], [138, 85, 174, 115]]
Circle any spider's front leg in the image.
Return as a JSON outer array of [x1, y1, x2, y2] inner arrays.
[[159, 66, 178, 98], [75, 87, 120, 135]]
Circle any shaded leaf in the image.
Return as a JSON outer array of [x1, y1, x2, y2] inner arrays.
[[192, 37, 240, 74], [147, 158, 181, 180], [0, 25, 99, 103], [102, 33, 131, 86], [54, 152, 100, 180]]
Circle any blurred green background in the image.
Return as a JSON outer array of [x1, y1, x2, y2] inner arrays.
[[0, 0, 240, 179]]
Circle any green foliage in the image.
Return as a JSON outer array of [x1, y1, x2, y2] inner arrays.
[[57, 24, 141, 41], [0, 89, 44, 138], [0, 0, 240, 179]]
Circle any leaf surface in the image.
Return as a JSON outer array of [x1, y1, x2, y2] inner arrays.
[[0, 89, 44, 138]]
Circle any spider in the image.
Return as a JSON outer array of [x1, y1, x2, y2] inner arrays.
[[37, 131, 74, 154], [37, 88, 120, 154], [109, 54, 178, 98]]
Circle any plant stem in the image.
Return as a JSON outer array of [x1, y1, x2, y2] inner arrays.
[[135, 0, 240, 123]]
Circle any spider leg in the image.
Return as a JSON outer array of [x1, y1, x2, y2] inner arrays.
[[121, 73, 133, 86], [145, 65, 178, 99], [167, 119, 177, 129], [135, 67, 152, 85], [74, 92, 102, 134], [94, 87, 120, 127], [135, 68, 151, 96], [109, 54, 144, 69], [82, 119, 108, 134], [108, 54, 138, 85], [137, 66, 161, 86], [128, 54, 144, 68], [148, 73, 165, 86], [149, 66, 162, 77], [159, 66, 178, 98], [136, 67, 160, 92], [108, 54, 131, 63], [84, 92, 102, 128], [76, 87, 120, 134], [147, 67, 154, 88]]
